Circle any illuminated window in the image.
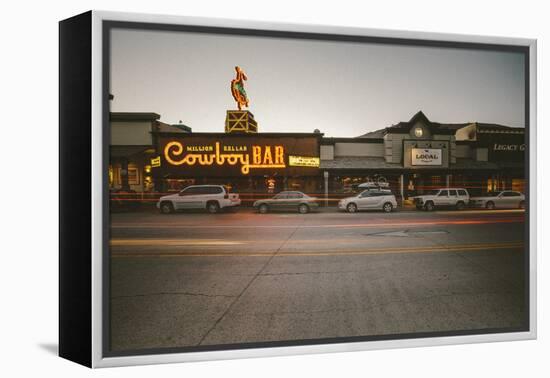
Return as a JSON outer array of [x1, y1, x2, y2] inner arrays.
[[512, 179, 525, 193], [127, 167, 139, 185], [109, 165, 114, 187], [487, 178, 497, 192], [112, 165, 121, 186]]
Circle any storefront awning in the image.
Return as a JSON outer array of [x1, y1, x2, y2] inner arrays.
[[320, 157, 403, 170], [450, 159, 499, 170], [321, 157, 511, 172]]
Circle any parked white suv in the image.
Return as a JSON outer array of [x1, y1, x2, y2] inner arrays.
[[157, 185, 241, 214], [339, 190, 398, 213], [413, 188, 469, 211]]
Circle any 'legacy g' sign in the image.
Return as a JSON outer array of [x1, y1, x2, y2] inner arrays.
[[411, 148, 442, 166]]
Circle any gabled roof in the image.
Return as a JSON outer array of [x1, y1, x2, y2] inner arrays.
[[409, 110, 430, 125], [384, 111, 463, 135], [357, 129, 386, 139], [357, 111, 523, 139], [474, 123, 524, 133], [357, 112, 458, 138]]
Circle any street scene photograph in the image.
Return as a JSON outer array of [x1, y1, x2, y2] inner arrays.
[[107, 26, 528, 353]]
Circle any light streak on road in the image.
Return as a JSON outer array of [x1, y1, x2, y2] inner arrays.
[[111, 241, 524, 258], [110, 239, 244, 246]]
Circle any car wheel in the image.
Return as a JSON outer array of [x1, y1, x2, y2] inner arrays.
[[298, 204, 310, 214], [159, 201, 174, 214], [455, 201, 465, 210], [206, 201, 220, 214], [382, 202, 393, 213], [258, 204, 269, 214], [519, 200, 525, 209], [485, 201, 495, 210], [346, 203, 358, 213], [424, 201, 435, 211]]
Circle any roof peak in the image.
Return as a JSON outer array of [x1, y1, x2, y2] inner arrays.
[[409, 110, 430, 124]]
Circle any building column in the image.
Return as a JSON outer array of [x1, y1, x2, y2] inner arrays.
[[400, 174, 404, 202], [446, 174, 451, 189], [324, 171, 329, 207]]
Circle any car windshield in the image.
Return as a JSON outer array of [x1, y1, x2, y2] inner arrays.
[[485, 192, 501, 197]]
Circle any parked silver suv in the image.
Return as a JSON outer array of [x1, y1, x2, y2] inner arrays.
[[157, 185, 241, 214], [339, 190, 398, 213], [413, 188, 469, 211]]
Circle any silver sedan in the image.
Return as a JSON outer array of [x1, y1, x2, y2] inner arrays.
[[469, 191, 525, 210]]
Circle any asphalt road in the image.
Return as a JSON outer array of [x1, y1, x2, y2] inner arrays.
[[109, 208, 527, 352]]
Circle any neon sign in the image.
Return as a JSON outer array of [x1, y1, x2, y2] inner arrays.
[[151, 156, 161, 168], [164, 141, 286, 174], [231, 66, 249, 110], [289, 155, 320, 167]]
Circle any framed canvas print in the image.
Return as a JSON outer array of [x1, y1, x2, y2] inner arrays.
[[59, 10, 537, 368]]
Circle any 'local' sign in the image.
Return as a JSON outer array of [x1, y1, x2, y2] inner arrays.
[[411, 148, 442, 166]]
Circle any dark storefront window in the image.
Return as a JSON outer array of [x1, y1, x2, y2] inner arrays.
[[165, 179, 196, 192], [330, 174, 395, 194]]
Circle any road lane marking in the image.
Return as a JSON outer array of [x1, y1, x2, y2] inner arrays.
[[111, 241, 524, 258], [110, 239, 521, 248], [110, 218, 524, 230]]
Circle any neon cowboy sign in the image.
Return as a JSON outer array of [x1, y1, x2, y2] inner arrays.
[[164, 141, 286, 174]]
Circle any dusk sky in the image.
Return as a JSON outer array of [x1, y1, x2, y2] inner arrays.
[[110, 28, 525, 137]]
